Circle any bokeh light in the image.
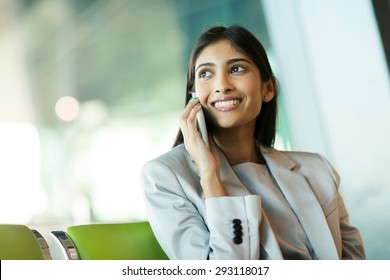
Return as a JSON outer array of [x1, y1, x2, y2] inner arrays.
[[55, 96, 80, 122]]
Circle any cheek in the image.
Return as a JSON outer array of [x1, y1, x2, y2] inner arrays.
[[243, 81, 263, 115], [194, 84, 209, 104], [243, 78, 263, 102], [197, 93, 209, 105], [242, 76, 261, 92]]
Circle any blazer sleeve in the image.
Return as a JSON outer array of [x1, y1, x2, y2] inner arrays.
[[337, 194, 366, 259], [319, 154, 366, 259], [141, 159, 263, 260]]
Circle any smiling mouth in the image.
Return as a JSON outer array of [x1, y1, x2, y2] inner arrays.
[[213, 99, 242, 110]]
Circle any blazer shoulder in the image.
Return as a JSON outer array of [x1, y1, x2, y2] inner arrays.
[[262, 146, 324, 167], [278, 149, 340, 188], [262, 146, 339, 184], [283, 150, 325, 163], [144, 144, 188, 166], [142, 144, 195, 177]]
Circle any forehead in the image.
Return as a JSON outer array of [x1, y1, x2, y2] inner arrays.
[[195, 39, 250, 66]]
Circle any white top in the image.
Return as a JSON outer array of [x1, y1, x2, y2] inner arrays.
[[232, 162, 316, 259]]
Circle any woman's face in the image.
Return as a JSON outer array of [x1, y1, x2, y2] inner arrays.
[[194, 39, 272, 131]]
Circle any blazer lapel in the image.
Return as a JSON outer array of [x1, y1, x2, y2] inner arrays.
[[261, 146, 339, 259]]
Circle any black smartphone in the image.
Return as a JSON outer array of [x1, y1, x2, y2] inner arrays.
[[191, 92, 209, 148]]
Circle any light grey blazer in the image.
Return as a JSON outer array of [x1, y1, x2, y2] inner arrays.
[[141, 144, 365, 260]]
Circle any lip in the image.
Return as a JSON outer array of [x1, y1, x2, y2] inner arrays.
[[211, 97, 243, 112]]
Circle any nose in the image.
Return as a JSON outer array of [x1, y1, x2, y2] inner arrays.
[[214, 72, 233, 94]]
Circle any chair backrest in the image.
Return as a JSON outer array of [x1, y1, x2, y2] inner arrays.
[[0, 224, 52, 260], [51, 221, 168, 260]]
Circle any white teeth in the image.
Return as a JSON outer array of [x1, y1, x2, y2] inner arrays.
[[214, 100, 240, 108]]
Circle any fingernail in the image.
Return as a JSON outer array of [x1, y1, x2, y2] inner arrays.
[[196, 103, 201, 107]]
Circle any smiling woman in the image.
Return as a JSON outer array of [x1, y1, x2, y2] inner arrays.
[[141, 25, 366, 260], [193, 40, 271, 132]]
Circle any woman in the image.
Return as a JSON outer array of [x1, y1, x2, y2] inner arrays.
[[141, 25, 365, 260]]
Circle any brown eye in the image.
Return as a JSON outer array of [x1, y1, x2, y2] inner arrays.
[[199, 70, 212, 78], [230, 66, 244, 74]]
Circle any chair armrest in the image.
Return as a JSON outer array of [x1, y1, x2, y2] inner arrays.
[[32, 229, 52, 260], [51, 231, 80, 260]]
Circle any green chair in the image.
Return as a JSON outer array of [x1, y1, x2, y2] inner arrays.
[[51, 221, 168, 260], [0, 224, 52, 260]]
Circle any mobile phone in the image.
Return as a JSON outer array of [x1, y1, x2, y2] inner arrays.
[[191, 92, 209, 148]]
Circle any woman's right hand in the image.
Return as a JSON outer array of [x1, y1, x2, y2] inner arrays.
[[179, 97, 227, 198]]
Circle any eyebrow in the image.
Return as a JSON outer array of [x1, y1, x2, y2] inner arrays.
[[195, 58, 252, 72]]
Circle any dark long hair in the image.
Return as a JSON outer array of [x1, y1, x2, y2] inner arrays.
[[173, 25, 278, 147]]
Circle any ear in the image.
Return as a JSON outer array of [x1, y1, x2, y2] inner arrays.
[[262, 77, 276, 102]]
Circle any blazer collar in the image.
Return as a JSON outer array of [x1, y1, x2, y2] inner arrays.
[[260, 146, 339, 259]]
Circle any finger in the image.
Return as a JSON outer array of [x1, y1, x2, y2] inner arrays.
[[180, 105, 202, 143], [179, 98, 199, 128], [187, 103, 202, 127], [182, 97, 200, 117], [179, 102, 201, 139], [179, 98, 201, 126]]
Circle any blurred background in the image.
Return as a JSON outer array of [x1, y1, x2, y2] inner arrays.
[[0, 0, 389, 259]]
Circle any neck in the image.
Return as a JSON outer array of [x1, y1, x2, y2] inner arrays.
[[212, 124, 263, 166]]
